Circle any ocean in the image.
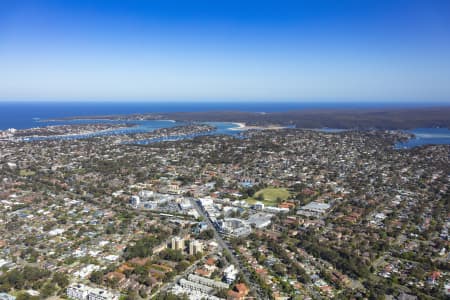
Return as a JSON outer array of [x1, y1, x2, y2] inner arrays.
[[394, 128, 450, 149], [0, 101, 449, 148]]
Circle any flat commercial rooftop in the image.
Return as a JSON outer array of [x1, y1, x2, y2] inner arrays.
[[297, 202, 331, 216]]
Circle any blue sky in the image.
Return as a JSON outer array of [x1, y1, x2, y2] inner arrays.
[[1, 0, 450, 102]]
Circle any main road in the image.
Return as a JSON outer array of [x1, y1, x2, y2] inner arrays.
[[189, 198, 264, 299]]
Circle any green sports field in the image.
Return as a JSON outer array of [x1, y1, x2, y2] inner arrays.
[[246, 187, 291, 206]]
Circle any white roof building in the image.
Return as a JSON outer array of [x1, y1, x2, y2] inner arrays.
[[0, 293, 15, 300], [67, 284, 119, 300], [247, 213, 273, 229], [297, 201, 331, 217], [223, 264, 239, 284]]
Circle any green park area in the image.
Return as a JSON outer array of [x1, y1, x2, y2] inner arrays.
[[19, 169, 36, 176], [246, 187, 291, 206]]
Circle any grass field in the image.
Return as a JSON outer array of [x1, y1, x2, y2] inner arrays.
[[246, 187, 291, 206], [19, 170, 35, 176]]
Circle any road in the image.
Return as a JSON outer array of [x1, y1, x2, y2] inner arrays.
[[190, 198, 264, 299]]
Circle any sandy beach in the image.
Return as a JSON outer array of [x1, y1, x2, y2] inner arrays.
[[230, 122, 287, 131]]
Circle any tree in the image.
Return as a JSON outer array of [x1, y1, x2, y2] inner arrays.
[[159, 249, 184, 262], [138, 288, 147, 299], [105, 224, 116, 234], [198, 228, 215, 240], [0, 282, 11, 293], [171, 223, 182, 234], [175, 261, 190, 272], [216, 289, 229, 298], [159, 292, 188, 300], [52, 272, 69, 288], [273, 263, 285, 276], [5, 269, 25, 289], [40, 282, 56, 298], [244, 187, 256, 198], [123, 290, 139, 300], [89, 270, 103, 284], [216, 258, 226, 268], [16, 292, 39, 300], [215, 177, 224, 188], [123, 235, 161, 259]]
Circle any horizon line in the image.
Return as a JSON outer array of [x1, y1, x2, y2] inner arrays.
[[0, 99, 449, 104]]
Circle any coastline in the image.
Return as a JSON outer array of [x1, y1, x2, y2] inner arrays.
[[231, 122, 246, 129], [18, 126, 133, 141], [230, 122, 288, 131]]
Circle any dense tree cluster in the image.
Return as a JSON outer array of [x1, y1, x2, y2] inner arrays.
[[0, 266, 51, 293], [123, 235, 166, 260]]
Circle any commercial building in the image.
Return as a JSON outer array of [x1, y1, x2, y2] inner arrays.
[[138, 190, 153, 199], [247, 212, 273, 229], [67, 284, 119, 300], [217, 218, 252, 237], [297, 201, 331, 218]]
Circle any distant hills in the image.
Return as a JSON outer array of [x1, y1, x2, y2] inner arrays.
[[55, 107, 450, 130], [161, 107, 450, 130]]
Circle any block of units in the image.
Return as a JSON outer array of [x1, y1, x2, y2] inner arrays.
[[188, 274, 229, 290], [179, 278, 214, 294]]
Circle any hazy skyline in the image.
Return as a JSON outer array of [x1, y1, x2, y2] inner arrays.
[[1, 0, 450, 102]]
